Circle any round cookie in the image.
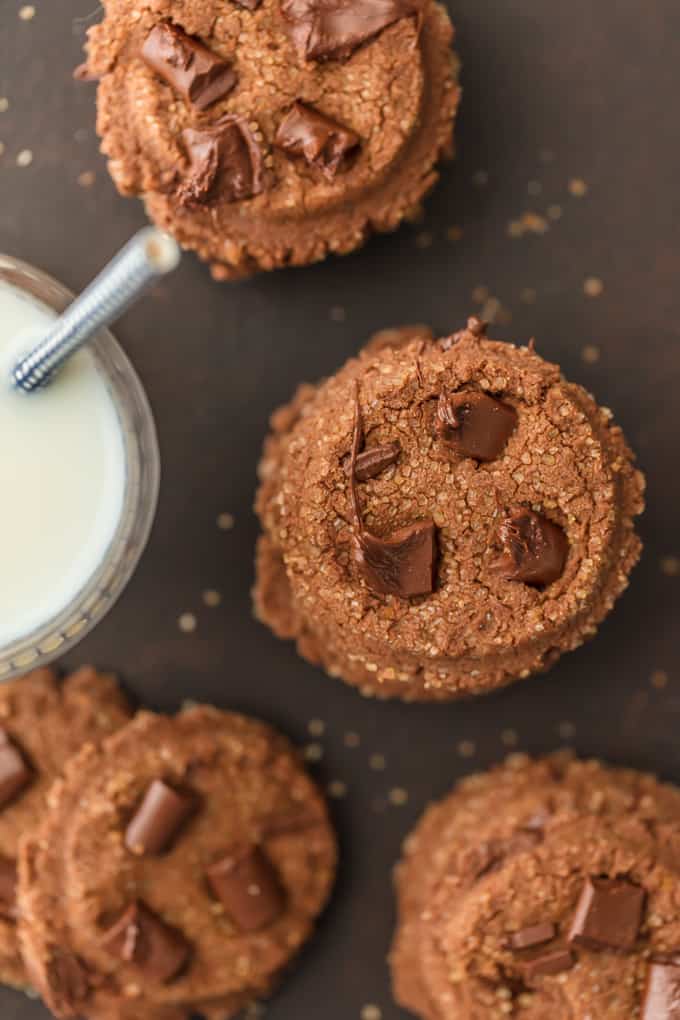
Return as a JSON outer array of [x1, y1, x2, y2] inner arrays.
[[80, 0, 460, 279], [254, 318, 644, 701], [18, 706, 337, 1020], [0, 667, 131, 990], [391, 754, 680, 1020]]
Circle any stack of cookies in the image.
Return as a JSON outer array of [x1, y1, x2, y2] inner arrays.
[[0, 669, 336, 1020]]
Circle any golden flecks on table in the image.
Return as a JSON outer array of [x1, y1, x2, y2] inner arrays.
[[557, 720, 575, 740], [501, 728, 519, 748], [520, 287, 537, 304], [77, 170, 96, 188], [388, 787, 408, 806], [0, 98, 9, 113], [16, 149, 33, 167], [583, 276, 604, 298], [178, 612, 197, 634], [303, 742, 324, 763], [329, 305, 346, 322], [547, 203, 563, 221], [344, 731, 360, 748], [217, 512, 235, 531], [18, 4, 36, 20], [415, 231, 433, 250], [650, 670, 669, 690], [580, 345, 600, 366], [361, 1005, 382, 1020], [202, 589, 222, 608], [472, 285, 490, 305], [568, 177, 588, 197], [660, 555, 680, 577], [446, 225, 463, 242], [307, 718, 325, 738], [508, 211, 549, 238], [327, 780, 347, 799], [369, 753, 386, 771], [457, 740, 476, 758]]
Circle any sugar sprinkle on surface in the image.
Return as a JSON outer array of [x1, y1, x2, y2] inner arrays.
[[178, 612, 197, 634]]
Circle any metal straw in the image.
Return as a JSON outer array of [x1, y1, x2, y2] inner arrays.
[[11, 227, 181, 393]]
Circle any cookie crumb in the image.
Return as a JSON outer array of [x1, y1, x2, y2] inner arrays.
[[328, 780, 347, 799], [344, 731, 360, 748], [369, 753, 386, 771], [581, 344, 601, 364], [0, 142, 5, 157], [520, 287, 537, 304], [18, 4, 35, 20], [557, 720, 575, 740], [583, 276, 604, 298], [202, 589, 222, 608], [569, 177, 588, 197], [457, 740, 476, 758], [472, 285, 489, 305], [446, 225, 463, 242], [651, 670, 669, 690], [217, 512, 235, 531], [77, 170, 96, 188], [415, 231, 433, 250], [527, 180, 542, 197], [660, 555, 680, 577], [16, 149, 33, 167], [303, 743, 324, 763], [178, 612, 197, 634], [388, 787, 409, 806], [472, 169, 489, 187], [547, 204, 563, 221], [0, 98, 8, 113], [361, 1006, 382, 1020], [307, 719, 325, 737]]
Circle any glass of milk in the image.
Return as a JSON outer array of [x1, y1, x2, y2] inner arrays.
[[0, 255, 160, 679]]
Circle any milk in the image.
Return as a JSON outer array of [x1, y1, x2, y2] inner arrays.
[[0, 279, 126, 646]]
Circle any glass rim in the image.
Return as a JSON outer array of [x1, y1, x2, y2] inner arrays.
[[0, 253, 161, 679]]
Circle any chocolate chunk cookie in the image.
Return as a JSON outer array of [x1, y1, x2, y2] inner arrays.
[[0, 667, 131, 990], [390, 754, 680, 1019], [254, 318, 644, 701], [18, 706, 337, 1019], [80, 0, 460, 278]]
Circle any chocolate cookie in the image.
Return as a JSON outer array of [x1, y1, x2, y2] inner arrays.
[[18, 706, 337, 1020], [390, 753, 680, 1019], [0, 667, 131, 990], [80, 0, 459, 279], [254, 318, 644, 701]]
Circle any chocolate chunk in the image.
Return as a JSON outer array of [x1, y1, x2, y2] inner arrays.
[[179, 117, 264, 206], [568, 876, 645, 952], [141, 23, 237, 110], [0, 728, 32, 809], [354, 520, 437, 597], [207, 845, 285, 931], [520, 942, 574, 984], [281, 0, 425, 61], [125, 779, 195, 856], [276, 102, 360, 180], [490, 507, 568, 586], [101, 901, 190, 983], [642, 960, 680, 1019], [509, 922, 557, 951], [0, 856, 16, 917], [436, 390, 517, 461], [354, 441, 401, 481]]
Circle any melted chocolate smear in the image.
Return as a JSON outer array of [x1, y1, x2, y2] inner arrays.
[[179, 117, 264, 206]]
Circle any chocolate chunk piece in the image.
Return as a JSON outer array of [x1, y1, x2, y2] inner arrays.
[[436, 390, 517, 461], [101, 901, 190, 983], [281, 0, 425, 61], [179, 117, 264, 207], [125, 779, 195, 856], [568, 876, 645, 952], [491, 507, 568, 586], [354, 441, 401, 481], [520, 941, 574, 984], [0, 857, 16, 917], [206, 845, 285, 931], [509, 922, 557, 951], [141, 23, 237, 110], [0, 729, 32, 809], [354, 521, 437, 598], [276, 102, 360, 180], [642, 960, 680, 1019]]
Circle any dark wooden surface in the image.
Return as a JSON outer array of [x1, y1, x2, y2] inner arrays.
[[1, 2, 680, 1017]]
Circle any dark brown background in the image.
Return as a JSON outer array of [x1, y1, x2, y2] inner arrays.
[[1, 1, 680, 1017]]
